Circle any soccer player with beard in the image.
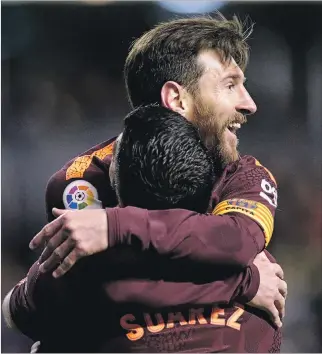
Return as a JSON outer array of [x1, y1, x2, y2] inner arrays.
[[3, 15, 286, 352]]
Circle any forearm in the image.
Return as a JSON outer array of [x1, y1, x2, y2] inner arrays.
[[107, 207, 264, 270], [2, 278, 39, 340], [2, 287, 17, 330], [2, 262, 49, 341], [105, 264, 260, 308]]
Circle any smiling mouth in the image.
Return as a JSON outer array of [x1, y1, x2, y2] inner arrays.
[[227, 122, 241, 135]]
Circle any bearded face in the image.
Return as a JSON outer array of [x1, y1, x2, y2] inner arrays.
[[191, 91, 247, 168], [185, 50, 256, 169]]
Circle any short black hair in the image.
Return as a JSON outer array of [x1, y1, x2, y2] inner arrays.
[[114, 105, 215, 213]]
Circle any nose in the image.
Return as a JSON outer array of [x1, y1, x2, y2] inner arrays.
[[236, 89, 257, 116]]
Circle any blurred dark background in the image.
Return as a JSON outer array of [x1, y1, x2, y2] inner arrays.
[[1, 1, 322, 352]]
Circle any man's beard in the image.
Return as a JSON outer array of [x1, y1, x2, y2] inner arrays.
[[191, 98, 246, 172]]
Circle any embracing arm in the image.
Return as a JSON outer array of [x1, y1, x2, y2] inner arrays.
[[2, 262, 53, 341], [107, 156, 277, 270], [107, 207, 264, 269], [103, 249, 281, 310], [38, 154, 275, 276], [32, 156, 277, 282]]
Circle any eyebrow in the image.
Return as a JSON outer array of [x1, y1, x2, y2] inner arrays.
[[222, 74, 247, 83]]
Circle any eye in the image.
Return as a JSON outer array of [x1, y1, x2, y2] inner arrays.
[[227, 83, 235, 91]]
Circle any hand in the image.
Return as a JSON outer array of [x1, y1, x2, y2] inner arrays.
[[248, 251, 287, 328], [29, 208, 108, 278]]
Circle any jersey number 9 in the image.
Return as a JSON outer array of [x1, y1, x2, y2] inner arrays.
[[260, 179, 278, 208]]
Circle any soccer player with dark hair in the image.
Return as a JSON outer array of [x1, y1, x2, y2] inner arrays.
[[4, 15, 286, 352]]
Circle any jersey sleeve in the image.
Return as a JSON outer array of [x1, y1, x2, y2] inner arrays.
[[45, 138, 117, 221], [213, 155, 278, 247], [3, 262, 93, 346], [3, 262, 52, 341], [107, 156, 278, 269], [104, 262, 260, 308]]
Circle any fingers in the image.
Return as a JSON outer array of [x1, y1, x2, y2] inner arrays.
[[274, 263, 284, 280], [268, 305, 283, 329], [29, 215, 65, 250], [279, 279, 288, 299], [39, 229, 69, 263], [52, 251, 80, 278], [270, 278, 287, 326], [39, 239, 73, 274], [52, 208, 67, 218], [275, 294, 286, 320]]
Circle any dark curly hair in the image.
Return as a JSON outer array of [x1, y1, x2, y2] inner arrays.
[[114, 104, 215, 213]]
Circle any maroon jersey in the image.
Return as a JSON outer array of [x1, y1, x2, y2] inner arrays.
[[6, 138, 281, 352]]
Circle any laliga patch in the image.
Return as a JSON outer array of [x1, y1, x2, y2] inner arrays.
[[63, 180, 102, 210]]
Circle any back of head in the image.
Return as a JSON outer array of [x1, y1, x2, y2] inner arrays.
[[114, 105, 214, 213], [124, 14, 253, 107]]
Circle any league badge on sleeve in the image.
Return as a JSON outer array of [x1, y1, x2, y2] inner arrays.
[[63, 180, 102, 210]]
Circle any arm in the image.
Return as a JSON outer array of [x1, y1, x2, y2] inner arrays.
[[4, 246, 285, 340], [107, 207, 264, 269], [103, 248, 282, 310], [2, 242, 260, 340], [3, 252, 260, 341], [31, 156, 277, 279], [107, 156, 278, 269], [2, 259, 95, 342], [2, 262, 51, 341], [37, 157, 280, 308], [103, 262, 260, 308]]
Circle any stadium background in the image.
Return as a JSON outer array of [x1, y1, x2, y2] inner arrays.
[[1, 1, 321, 352]]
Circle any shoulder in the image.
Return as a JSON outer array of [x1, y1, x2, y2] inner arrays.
[[212, 155, 279, 247], [214, 155, 278, 201], [236, 155, 277, 187], [64, 138, 116, 181], [46, 138, 118, 221]]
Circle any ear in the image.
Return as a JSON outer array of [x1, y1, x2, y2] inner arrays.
[[160, 81, 191, 118]]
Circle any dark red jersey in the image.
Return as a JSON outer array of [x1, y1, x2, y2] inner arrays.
[[6, 138, 282, 352]]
